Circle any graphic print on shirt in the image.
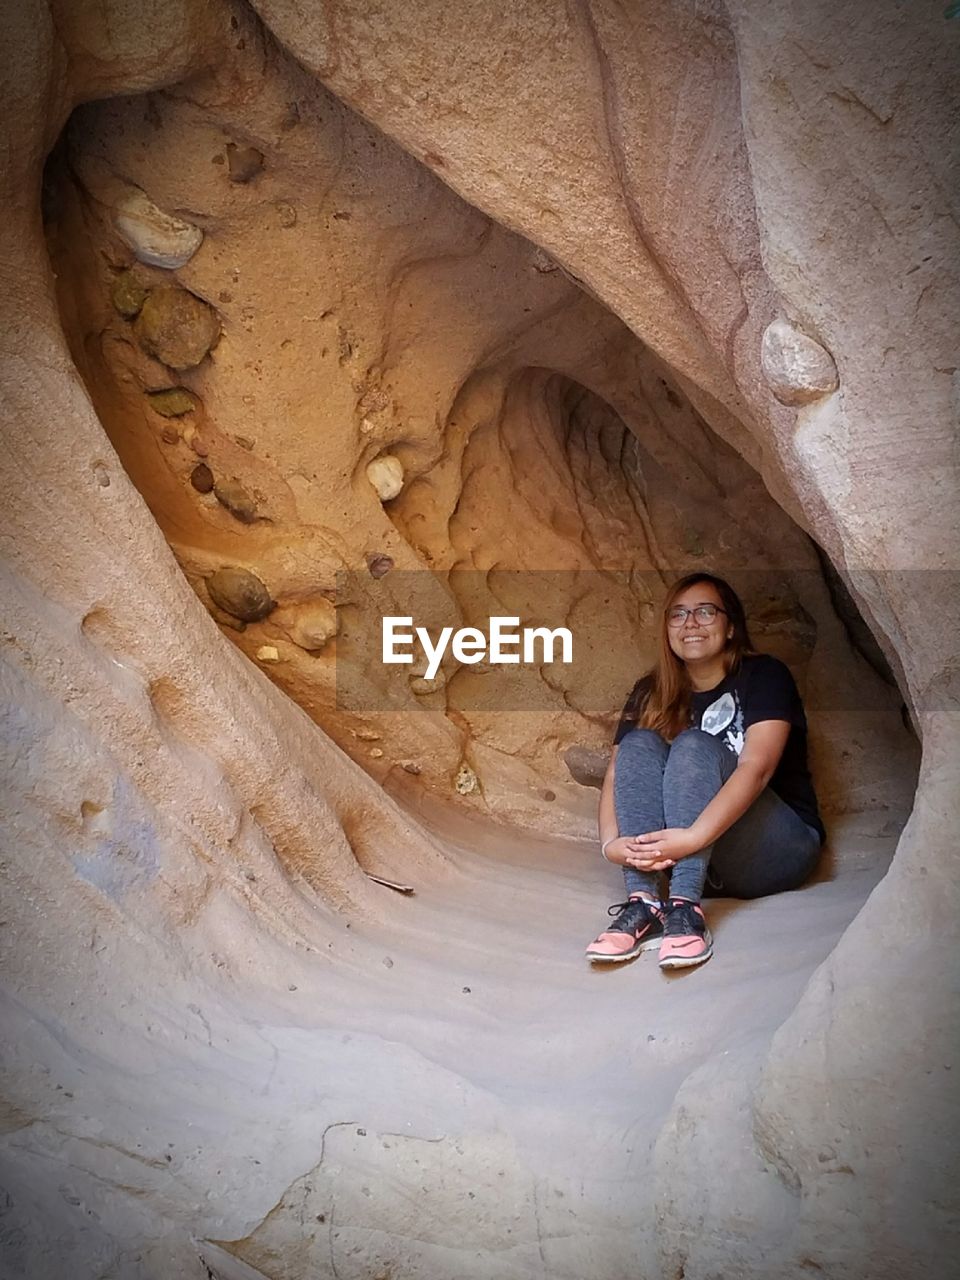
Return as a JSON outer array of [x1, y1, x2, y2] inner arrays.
[[700, 691, 745, 755]]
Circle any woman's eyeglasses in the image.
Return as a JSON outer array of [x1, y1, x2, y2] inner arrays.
[[667, 604, 729, 627]]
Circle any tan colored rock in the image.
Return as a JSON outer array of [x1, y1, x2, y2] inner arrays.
[[454, 763, 478, 795], [110, 268, 147, 317], [761, 318, 839, 406], [366, 454, 404, 501], [256, 645, 280, 662], [277, 599, 338, 651], [206, 567, 274, 622], [214, 478, 258, 523], [114, 187, 203, 268], [134, 285, 221, 369], [146, 386, 198, 417]]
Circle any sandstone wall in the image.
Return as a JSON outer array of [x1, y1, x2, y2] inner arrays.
[[47, 10, 914, 832], [1, 1, 956, 1278]]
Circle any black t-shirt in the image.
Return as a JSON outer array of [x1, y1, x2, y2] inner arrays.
[[613, 654, 825, 842]]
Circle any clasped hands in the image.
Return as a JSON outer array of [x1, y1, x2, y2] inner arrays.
[[605, 827, 702, 872]]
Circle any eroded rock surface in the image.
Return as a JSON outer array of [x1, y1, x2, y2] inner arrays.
[[46, 39, 915, 834], [1, 1, 956, 1279]]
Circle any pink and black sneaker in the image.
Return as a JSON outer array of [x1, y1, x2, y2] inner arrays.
[[658, 898, 713, 970], [585, 896, 664, 963]]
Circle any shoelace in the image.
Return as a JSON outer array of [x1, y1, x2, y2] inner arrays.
[[606, 898, 657, 931], [663, 900, 705, 936]]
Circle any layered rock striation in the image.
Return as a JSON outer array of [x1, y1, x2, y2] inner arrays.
[[1, 1, 956, 1278]]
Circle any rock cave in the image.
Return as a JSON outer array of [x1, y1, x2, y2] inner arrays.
[[1, 1, 957, 1278]]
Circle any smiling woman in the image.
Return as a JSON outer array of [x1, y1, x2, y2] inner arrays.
[[585, 572, 825, 971]]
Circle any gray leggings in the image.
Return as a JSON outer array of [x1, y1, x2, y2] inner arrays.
[[613, 728, 822, 901]]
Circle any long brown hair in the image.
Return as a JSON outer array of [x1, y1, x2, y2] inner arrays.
[[636, 574, 754, 739]]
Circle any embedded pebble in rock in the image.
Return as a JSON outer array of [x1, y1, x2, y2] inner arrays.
[[146, 388, 198, 418], [369, 747, 384, 758], [367, 553, 394, 579], [191, 437, 209, 458], [190, 463, 214, 493], [256, 646, 280, 663], [110, 270, 147, 318], [409, 660, 447, 694], [135, 286, 221, 370], [410, 672, 445, 695], [761, 318, 840, 406], [563, 745, 610, 789], [355, 728, 381, 742], [409, 665, 448, 696], [455, 763, 478, 795], [400, 761, 422, 775], [160, 426, 179, 445], [114, 188, 203, 268], [366, 454, 404, 501], [207, 567, 274, 623], [281, 600, 338, 651], [214, 478, 258, 523], [226, 143, 265, 183]]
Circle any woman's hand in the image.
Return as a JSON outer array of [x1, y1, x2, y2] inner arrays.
[[623, 827, 701, 871], [601, 836, 643, 867]]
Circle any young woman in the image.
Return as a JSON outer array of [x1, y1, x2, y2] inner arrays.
[[586, 573, 824, 970]]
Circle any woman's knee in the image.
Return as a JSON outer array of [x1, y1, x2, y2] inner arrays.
[[669, 728, 725, 760], [667, 729, 729, 779], [617, 728, 669, 763], [614, 728, 669, 786]]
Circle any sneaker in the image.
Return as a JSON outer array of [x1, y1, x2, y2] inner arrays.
[[658, 898, 713, 970], [585, 896, 664, 963]]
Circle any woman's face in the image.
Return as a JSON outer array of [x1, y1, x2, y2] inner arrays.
[[665, 580, 733, 667]]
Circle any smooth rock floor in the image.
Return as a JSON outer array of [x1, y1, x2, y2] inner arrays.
[[0, 812, 899, 1280]]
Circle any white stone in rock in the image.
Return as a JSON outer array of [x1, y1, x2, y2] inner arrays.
[[761, 318, 839, 406], [283, 600, 338, 651], [455, 763, 478, 795], [114, 188, 204, 269], [366, 454, 404, 501]]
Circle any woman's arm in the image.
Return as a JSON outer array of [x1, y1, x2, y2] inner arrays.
[[597, 745, 644, 867], [688, 719, 790, 846], [626, 720, 790, 867], [598, 747, 619, 847]]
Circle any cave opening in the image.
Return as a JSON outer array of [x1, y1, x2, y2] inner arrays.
[[40, 53, 920, 855]]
